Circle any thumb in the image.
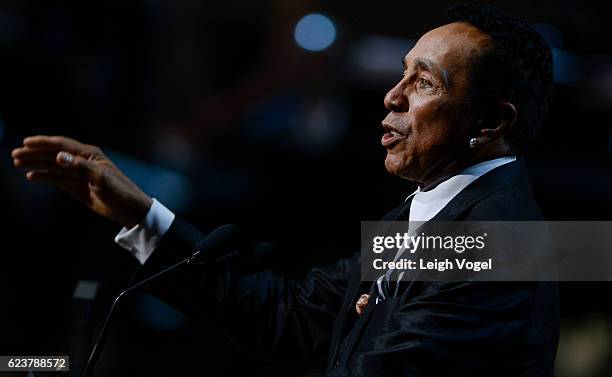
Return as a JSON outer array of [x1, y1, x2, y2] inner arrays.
[[57, 151, 100, 179]]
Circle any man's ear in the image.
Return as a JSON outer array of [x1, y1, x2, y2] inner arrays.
[[477, 101, 517, 142]]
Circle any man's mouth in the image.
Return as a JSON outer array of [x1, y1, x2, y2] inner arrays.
[[381, 124, 407, 148]]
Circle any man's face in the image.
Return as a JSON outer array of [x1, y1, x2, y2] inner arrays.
[[382, 22, 493, 184]]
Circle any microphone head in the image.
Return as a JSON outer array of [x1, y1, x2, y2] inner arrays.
[[193, 224, 241, 261], [191, 225, 276, 273]]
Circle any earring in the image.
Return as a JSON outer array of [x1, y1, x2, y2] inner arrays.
[[469, 137, 478, 147]]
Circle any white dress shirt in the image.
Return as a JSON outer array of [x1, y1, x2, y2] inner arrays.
[[374, 155, 517, 302], [114, 198, 175, 265], [407, 156, 516, 222], [115, 156, 516, 265]]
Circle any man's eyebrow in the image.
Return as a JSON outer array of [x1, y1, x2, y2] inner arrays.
[[407, 57, 450, 88]]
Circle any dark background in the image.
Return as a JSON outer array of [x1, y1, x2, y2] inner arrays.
[[0, 0, 611, 376]]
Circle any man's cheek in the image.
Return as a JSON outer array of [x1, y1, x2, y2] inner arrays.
[[385, 142, 413, 170], [391, 138, 414, 155], [415, 120, 452, 147]]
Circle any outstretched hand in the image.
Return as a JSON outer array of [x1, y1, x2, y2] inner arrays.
[[12, 135, 153, 228]]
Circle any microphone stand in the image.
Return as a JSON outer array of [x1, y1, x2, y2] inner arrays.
[[80, 250, 202, 377]]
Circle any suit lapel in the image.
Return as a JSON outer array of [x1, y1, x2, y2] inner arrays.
[[430, 159, 527, 221], [327, 263, 362, 367], [330, 197, 414, 363], [327, 197, 413, 366], [335, 283, 378, 361], [332, 159, 528, 362]]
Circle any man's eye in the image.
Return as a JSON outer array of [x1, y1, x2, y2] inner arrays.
[[417, 77, 433, 89]]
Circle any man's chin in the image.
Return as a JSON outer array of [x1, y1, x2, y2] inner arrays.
[[384, 154, 410, 177]]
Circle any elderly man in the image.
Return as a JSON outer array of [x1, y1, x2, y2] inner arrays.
[[12, 4, 558, 376]]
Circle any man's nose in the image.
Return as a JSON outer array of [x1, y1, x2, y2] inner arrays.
[[384, 81, 409, 112]]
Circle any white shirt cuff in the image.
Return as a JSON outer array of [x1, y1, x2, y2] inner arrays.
[[114, 198, 176, 265]]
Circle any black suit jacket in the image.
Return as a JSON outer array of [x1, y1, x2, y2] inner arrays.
[[137, 159, 559, 376]]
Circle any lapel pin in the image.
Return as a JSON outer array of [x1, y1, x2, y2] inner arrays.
[[356, 294, 371, 316]]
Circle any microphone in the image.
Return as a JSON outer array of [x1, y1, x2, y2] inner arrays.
[[81, 224, 240, 377], [191, 224, 242, 262]]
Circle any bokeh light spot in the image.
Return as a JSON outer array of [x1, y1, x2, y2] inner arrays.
[[294, 13, 336, 52]]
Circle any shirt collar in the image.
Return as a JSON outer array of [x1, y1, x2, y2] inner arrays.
[[406, 156, 517, 222]]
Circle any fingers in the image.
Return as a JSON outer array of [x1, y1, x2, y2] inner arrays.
[[13, 147, 100, 182], [12, 148, 81, 177], [17, 161, 66, 172], [20, 136, 103, 161], [11, 146, 56, 162], [13, 148, 59, 166], [23, 135, 84, 154], [26, 170, 84, 185], [13, 135, 105, 175], [13, 157, 58, 170], [56, 151, 104, 183]]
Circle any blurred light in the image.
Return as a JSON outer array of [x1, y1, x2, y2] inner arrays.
[[148, 171, 192, 210], [532, 23, 584, 86], [132, 294, 186, 331], [294, 13, 336, 52], [242, 93, 300, 143], [72, 280, 99, 300], [556, 314, 612, 377], [552, 48, 581, 86], [533, 22, 563, 49], [151, 133, 196, 173], [293, 97, 350, 152], [242, 93, 349, 154], [345, 35, 415, 87], [105, 150, 193, 211]]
